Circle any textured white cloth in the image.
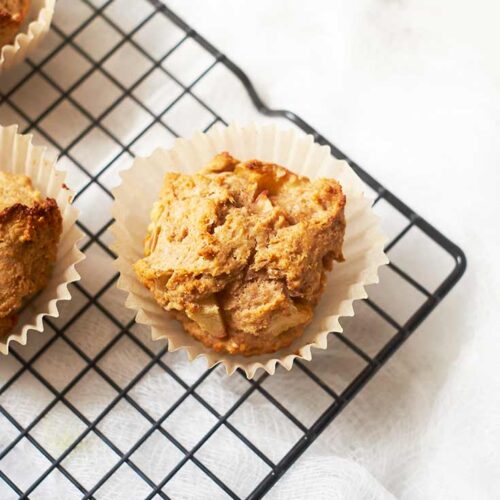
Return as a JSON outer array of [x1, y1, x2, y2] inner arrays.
[[167, 1, 500, 498]]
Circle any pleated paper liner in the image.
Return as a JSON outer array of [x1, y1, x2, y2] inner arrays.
[[0, 125, 85, 355], [0, 0, 55, 73], [112, 124, 388, 377]]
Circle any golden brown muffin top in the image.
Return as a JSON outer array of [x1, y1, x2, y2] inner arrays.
[[134, 153, 346, 347], [0, 171, 62, 326], [0, 171, 42, 212], [0, 0, 29, 30], [0, 0, 27, 18]]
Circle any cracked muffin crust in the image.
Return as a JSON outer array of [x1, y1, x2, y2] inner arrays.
[[0, 0, 30, 48], [0, 171, 62, 338], [134, 153, 346, 356]]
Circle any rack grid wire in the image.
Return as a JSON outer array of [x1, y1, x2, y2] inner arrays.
[[0, 0, 466, 499]]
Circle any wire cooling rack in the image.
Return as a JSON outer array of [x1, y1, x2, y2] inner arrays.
[[0, 0, 466, 498]]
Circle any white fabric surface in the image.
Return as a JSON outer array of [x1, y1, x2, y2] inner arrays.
[[166, 1, 500, 498]]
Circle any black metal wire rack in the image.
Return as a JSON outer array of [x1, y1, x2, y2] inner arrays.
[[0, 0, 466, 498]]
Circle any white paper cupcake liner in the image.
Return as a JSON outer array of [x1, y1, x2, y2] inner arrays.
[[0, 125, 85, 355], [112, 124, 388, 377], [0, 0, 55, 73]]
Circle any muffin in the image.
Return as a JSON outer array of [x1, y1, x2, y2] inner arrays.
[[0, 171, 62, 338], [0, 0, 30, 47], [134, 152, 346, 356]]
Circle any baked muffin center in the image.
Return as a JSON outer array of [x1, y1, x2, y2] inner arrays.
[[134, 152, 346, 356]]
